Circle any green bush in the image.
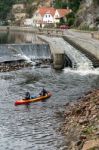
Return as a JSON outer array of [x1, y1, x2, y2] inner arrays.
[[66, 12, 75, 26], [94, 0, 99, 5], [67, 18, 75, 26]]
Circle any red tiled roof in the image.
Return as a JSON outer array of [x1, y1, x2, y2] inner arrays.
[[38, 7, 56, 17], [57, 9, 71, 18]]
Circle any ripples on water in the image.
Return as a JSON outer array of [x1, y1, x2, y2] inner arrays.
[[0, 66, 99, 150]]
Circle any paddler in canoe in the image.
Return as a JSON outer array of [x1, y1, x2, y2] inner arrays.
[[39, 88, 48, 96], [25, 92, 31, 100], [15, 89, 51, 106], [25, 88, 48, 100]]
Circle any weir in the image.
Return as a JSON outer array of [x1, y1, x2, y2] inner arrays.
[[38, 35, 65, 69], [0, 43, 51, 63], [63, 35, 99, 68], [38, 35, 93, 70], [0, 30, 97, 71]]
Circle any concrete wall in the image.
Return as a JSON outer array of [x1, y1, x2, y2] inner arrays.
[[38, 35, 65, 69], [52, 53, 65, 69]]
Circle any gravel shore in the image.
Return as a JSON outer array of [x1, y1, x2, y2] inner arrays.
[[59, 89, 99, 150]]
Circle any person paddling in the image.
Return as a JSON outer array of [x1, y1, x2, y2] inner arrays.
[[40, 88, 48, 96], [25, 92, 30, 100]]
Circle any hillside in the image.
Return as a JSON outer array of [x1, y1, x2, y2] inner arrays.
[[0, 0, 52, 24], [75, 0, 99, 30]]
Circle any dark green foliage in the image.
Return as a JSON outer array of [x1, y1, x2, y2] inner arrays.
[[68, 0, 82, 12], [66, 12, 75, 26], [54, 0, 68, 9], [60, 17, 65, 24], [0, 0, 33, 20], [0, 0, 15, 20], [67, 18, 75, 26], [54, 0, 82, 26], [54, 0, 82, 12], [94, 0, 99, 5]]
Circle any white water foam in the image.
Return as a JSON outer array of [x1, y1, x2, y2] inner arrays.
[[39, 36, 93, 70], [63, 67, 99, 75], [8, 46, 36, 65]]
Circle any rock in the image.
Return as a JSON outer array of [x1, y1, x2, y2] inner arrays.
[[82, 139, 99, 150], [76, 140, 84, 150], [59, 146, 68, 150], [96, 132, 99, 136], [65, 102, 69, 106], [58, 89, 99, 149], [79, 135, 87, 140], [76, 140, 82, 146], [78, 119, 89, 125]]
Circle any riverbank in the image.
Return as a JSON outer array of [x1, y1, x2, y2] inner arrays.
[[59, 89, 99, 150]]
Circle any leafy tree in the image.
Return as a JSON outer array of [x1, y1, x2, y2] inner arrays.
[[54, 0, 68, 8], [54, 0, 82, 12], [66, 12, 75, 26], [94, 0, 99, 5], [0, 0, 14, 20]]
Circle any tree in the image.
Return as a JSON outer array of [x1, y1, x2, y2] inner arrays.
[[66, 12, 75, 26], [0, 0, 14, 20]]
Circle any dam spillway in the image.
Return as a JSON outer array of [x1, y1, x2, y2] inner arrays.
[[0, 30, 97, 71], [38, 35, 93, 70], [0, 43, 51, 63]]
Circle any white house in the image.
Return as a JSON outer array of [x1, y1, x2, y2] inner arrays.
[[43, 8, 55, 24], [33, 7, 56, 27], [32, 10, 43, 27], [24, 18, 33, 26], [32, 7, 72, 27], [54, 8, 72, 25]]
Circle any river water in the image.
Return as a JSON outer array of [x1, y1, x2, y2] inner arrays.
[[0, 31, 99, 150]]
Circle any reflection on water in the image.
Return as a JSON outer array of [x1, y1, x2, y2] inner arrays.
[[0, 31, 39, 44], [0, 67, 99, 150]]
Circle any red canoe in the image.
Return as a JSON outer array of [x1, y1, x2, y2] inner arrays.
[[15, 92, 52, 106]]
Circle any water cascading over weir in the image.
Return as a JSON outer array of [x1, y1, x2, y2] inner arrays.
[[0, 35, 94, 71], [0, 43, 52, 71], [38, 35, 93, 70]]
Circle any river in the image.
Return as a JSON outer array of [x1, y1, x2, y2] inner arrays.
[[0, 31, 99, 150]]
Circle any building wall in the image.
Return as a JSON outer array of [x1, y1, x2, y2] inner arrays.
[[24, 19, 33, 26], [33, 11, 43, 27], [43, 13, 54, 23]]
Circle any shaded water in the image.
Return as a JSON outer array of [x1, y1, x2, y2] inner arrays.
[[0, 31, 39, 44], [0, 31, 99, 150]]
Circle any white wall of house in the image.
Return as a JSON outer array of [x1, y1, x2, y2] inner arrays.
[[54, 10, 60, 19], [24, 18, 33, 26], [43, 13, 54, 23], [32, 8, 71, 27], [32, 11, 43, 27], [54, 10, 60, 23]]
